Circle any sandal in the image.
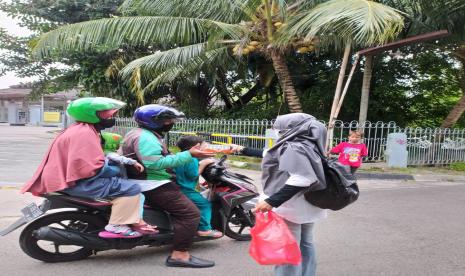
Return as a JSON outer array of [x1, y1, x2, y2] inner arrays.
[[99, 224, 143, 239], [132, 223, 159, 235], [98, 230, 142, 239], [197, 230, 223, 238]]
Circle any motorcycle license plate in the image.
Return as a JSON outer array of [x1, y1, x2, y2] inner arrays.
[[21, 203, 44, 222]]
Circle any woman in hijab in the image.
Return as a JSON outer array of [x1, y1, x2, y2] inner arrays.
[[252, 113, 328, 276]]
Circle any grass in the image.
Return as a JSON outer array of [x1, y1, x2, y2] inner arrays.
[[359, 164, 465, 175], [450, 162, 465, 172]]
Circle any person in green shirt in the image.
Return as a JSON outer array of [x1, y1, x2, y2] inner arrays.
[[121, 104, 215, 268]]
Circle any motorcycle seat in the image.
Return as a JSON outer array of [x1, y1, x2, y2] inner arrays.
[[46, 192, 113, 206], [46, 192, 164, 211]]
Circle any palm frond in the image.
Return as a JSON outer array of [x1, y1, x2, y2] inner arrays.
[[381, 0, 465, 36], [119, 0, 141, 15], [143, 47, 230, 92], [120, 43, 207, 79], [119, 0, 252, 23], [105, 57, 127, 79], [416, 0, 465, 34], [233, 0, 265, 21], [33, 16, 244, 58], [276, 0, 404, 48], [129, 67, 145, 104]]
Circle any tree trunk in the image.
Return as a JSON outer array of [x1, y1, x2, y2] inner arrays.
[[440, 92, 465, 128], [232, 82, 262, 107], [358, 55, 374, 127], [334, 55, 360, 119], [441, 60, 465, 128], [327, 44, 351, 150], [330, 44, 351, 123], [215, 70, 233, 109], [270, 51, 303, 113]]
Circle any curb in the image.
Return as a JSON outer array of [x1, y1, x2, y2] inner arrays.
[[0, 186, 20, 190], [355, 172, 414, 181], [413, 175, 465, 183], [46, 129, 62, 134]]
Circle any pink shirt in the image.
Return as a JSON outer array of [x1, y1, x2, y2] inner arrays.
[[330, 142, 368, 168]]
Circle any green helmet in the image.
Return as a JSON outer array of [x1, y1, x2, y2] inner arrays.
[[101, 132, 123, 153], [67, 97, 126, 123]]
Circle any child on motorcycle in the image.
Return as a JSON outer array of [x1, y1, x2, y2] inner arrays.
[[174, 136, 223, 238], [100, 133, 157, 234]]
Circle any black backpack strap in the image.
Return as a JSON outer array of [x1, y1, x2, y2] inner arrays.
[[312, 147, 329, 168]]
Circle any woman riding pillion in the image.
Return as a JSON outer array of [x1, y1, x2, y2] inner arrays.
[[21, 97, 155, 238], [121, 104, 216, 268]]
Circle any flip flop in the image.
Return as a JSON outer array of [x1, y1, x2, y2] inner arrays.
[[98, 230, 142, 239], [197, 230, 223, 238], [132, 224, 159, 235]]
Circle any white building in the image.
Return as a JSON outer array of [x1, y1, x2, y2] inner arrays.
[[0, 84, 78, 125]]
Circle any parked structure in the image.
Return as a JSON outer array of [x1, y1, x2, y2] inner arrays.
[[0, 84, 78, 126]]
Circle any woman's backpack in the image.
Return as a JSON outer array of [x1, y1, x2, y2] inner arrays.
[[304, 151, 359, 211]]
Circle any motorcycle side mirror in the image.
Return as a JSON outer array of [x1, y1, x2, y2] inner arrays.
[[218, 155, 227, 166]]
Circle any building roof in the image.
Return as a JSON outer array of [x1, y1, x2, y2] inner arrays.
[[0, 84, 78, 100]]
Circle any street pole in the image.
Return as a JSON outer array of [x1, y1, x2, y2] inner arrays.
[[40, 95, 44, 125]]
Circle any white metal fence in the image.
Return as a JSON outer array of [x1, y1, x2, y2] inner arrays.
[[109, 118, 465, 166]]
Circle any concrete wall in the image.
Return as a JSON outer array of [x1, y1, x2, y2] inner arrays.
[[0, 100, 8, 122]]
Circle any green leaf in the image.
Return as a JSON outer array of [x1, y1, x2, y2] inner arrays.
[[143, 47, 230, 92], [32, 16, 243, 58], [119, 0, 253, 23], [120, 43, 208, 79], [276, 0, 404, 48]]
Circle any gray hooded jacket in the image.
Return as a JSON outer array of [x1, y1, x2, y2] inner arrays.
[[262, 113, 327, 197]]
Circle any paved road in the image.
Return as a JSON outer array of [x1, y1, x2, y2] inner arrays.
[[0, 124, 60, 185], [0, 125, 464, 276]]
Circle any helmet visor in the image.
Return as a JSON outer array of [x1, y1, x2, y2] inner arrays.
[[92, 97, 126, 110], [152, 107, 186, 123], [97, 109, 119, 119]]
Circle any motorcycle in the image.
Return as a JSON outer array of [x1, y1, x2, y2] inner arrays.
[[0, 155, 258, 263]]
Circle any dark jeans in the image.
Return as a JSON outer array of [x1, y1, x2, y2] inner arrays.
[[143, 182, 200, 252]]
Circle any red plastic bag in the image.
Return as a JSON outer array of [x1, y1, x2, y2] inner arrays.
[[249, 211, 302, 265]]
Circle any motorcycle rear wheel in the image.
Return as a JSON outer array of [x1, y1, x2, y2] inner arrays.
[[224, 207, 255, 241], [19, 211, 106, 263]]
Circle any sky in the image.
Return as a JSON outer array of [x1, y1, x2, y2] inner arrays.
[[0, 11, 37, 89]]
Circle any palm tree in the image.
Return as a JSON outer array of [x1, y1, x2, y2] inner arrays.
[[358, 55, 374, 126], [32, 0, 404, 113]]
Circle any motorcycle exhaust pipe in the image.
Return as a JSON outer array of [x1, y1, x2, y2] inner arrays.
[[33, 227, 112, 249]]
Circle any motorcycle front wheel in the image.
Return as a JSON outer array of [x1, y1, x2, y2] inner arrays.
[[224, 207, 255, 241], [19, 211, 106, 263]]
